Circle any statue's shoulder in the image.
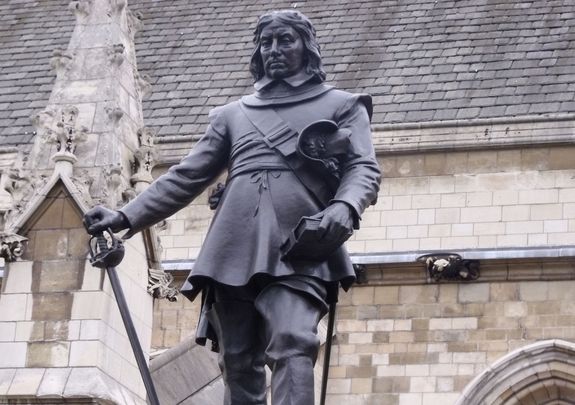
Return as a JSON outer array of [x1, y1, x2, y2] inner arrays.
[[320, 87, 373, 120]]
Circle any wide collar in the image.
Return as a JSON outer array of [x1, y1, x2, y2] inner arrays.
[[253, 71, 316, 92], [243, 74, 333, 107]]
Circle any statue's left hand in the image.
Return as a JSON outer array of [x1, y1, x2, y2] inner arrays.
[[312, 202, 354, 243]]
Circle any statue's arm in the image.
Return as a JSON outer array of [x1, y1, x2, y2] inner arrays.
[[330, 95, 381, 222], [120, 121, 230, 235]]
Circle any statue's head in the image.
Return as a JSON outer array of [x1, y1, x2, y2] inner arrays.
[[250, 10, 326, 83]]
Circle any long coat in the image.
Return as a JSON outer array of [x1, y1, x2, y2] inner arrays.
[[120, 81, 381, 302]]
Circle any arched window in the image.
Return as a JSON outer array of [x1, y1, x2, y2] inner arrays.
[[457, 339, 575, 405]]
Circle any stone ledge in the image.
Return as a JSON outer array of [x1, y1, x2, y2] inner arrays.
[[0, 367, 144, 405], [372, 114, 575, 154]]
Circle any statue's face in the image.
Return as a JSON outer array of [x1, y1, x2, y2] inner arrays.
[[259, 20, 305, 80]]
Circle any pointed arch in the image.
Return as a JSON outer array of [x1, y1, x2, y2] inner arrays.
[[457, 339, 575, 405]]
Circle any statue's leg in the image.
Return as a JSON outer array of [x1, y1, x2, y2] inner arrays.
[[206, 301, 267, 405], [255, 285, 325, 405]]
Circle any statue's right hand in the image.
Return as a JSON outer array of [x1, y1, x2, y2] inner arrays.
[[83, 205, 129, 235]]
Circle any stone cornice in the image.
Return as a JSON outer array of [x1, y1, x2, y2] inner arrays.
[[372, 114, 575, 154]]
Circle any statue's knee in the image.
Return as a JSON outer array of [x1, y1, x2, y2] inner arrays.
[[265, 329, 319, 362]]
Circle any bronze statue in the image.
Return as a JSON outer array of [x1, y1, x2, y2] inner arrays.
[[84, 10, 380, 405]]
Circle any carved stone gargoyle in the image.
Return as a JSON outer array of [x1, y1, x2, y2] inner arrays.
[[0, 232, 27, 262], [417, 253, 480, 282], [148, 268, 178, 301]]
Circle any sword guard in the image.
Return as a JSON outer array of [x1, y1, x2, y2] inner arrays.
[[89, 228, 125, 268]]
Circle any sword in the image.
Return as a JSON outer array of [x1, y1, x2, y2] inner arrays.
[[319, 302, 336, 405], [89, 229, 160, 405]]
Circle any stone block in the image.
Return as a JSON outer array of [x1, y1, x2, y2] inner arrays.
[[410, 376, 436, 392], [69, 340, 101, 367], [518, 189, 558, 204], [374, 287, 399, 305], [36, 367, 71, 397], [531, 203, 563, 220], [26, 341, 70, 367], [440, 193, 466, 208], [458, 284, 489, 303], [352, 287, 374, 305], [493, 190, 519, 206], [3, 261, 33, 294], [7, 367, 45, 396], [490, 283, 518, 301], [399, 393, 422, 405], [435, 208, 460, 224], [519, 281, 548, 301], [31, 229, 69, 260], [71, 291, 104, 319], [0, 322, 16, 342], [452, 317, 478, 330], [327, 378, 351, 394], [413, 195, 441, 209], [505, 220, 543, 234], [0, 368, 16, 395], [429, 318, 452, 330], [461, 206, 501, 223], [399, 285, 438, 304], [36, 260, 84, 292], [351, 378, 373, 394], [0, 294, 29, 322], [32, 292, 73, 321], [417, 209, 435, 225]]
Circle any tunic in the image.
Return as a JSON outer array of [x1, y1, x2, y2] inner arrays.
[[120, 80, 381, 304]]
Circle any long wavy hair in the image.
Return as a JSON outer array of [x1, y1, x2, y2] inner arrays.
[[249, 10, 326, 83]]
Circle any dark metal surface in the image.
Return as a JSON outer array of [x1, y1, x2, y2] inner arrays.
[[320, 303, 337, 405]]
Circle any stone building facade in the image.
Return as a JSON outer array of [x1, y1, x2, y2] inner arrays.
[[1, 0, 574, 404]]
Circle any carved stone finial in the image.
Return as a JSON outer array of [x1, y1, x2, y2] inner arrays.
[[127, 9, 144, 37], [417, 253, 480, 282], [109, 0, 126, 14], [50, 48, 73, 76], [134, 69, 152, 99], [108, 43, 125, 66], [0, 233, 28, 262], [41, 106, 88, 154], [148, 268, 179, 301], [105, 105, 124, 125], [131, 127, 157, 194], [68, 0, 92, 17], [3, 152, 48, 214]]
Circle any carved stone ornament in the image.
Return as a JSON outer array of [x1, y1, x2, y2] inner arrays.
[[148, 268, 179, 301], [108, 0, 127, 15], [3, 152, 48, 213], [39, 106, 88, 154], [50, 48, 73, 76], [105, 105, 124, 125], [133, 69, 152, 99], [108, 43, 125, 66], [0, 232, 27, 262], [417, 253, 480, 282], [131, 127, 157, 193], [68, 0, 93, 17], [127, 9, 144, 38]]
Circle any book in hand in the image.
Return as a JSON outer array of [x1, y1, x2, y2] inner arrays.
[[281, 216, 351, 261]]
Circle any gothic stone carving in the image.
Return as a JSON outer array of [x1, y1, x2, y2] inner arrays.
[[148, 268, 178, 301], [418, 253, 480, 282], [0, 233, 27, 262]]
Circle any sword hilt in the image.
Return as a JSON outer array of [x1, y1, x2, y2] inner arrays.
[[89, 228, 125, 268]]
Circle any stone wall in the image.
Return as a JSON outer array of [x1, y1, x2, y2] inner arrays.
[[348, 145, 575, 254], [326, 269, 575, 404]]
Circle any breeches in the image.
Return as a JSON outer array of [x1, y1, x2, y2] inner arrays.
[[206, 277, 328, 405]]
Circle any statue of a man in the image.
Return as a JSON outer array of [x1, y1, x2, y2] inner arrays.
[[84, 10, 380, 405]]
